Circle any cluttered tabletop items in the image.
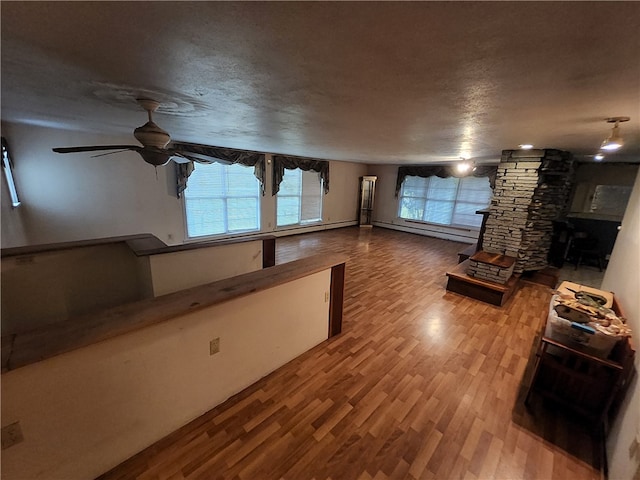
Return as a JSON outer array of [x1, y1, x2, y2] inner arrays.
[[547, 281, 632, 359], [552, 282, 632, 349], [526, 281, 635, 430]]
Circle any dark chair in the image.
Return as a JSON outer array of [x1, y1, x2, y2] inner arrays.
[[568, 232, 604, 271]]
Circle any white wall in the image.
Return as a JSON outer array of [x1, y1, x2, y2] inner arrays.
[[322, 160, 367, 224], [1, 122, 185, 248], [1, 122, 368, 248], [0, 239, 268, 334], [258, 155, 368, 235], [148, 241, 263, 296], [1, 243, 150, 335], [368, 164, 481, 243], [0, 269, 331, 480], [602, 167, 640, 480]]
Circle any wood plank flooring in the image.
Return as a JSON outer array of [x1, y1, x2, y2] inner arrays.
[[98, 227, 602, 480]]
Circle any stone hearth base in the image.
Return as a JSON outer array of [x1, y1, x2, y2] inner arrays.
[[466, 251, 516, 284]]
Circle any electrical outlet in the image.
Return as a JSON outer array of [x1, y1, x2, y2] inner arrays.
[[1, 422, 24, 450], [209, 337, 220, 355]]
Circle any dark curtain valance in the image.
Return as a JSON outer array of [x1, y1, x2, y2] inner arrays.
[[395, 165, 497, 197], [272, 155, 330, 195], [175, 162, 195, 198], [172, 142, 266, 198]]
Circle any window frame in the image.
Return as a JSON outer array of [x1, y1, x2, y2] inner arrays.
[[397, 175, 491, 229], [1, 138, 20, 208], [276, 168, 324, 228], [182, 162, 262, 240]]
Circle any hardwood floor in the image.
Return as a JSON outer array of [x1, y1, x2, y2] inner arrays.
[[99, 227, 602, 480]]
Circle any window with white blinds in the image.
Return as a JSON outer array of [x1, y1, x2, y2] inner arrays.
[[276, 168, 323, 227], [398, 175, 491, 228], [183, 162, 261, 238]]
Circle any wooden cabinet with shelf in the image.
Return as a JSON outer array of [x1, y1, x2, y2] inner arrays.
[[525, 297, 635, 434]]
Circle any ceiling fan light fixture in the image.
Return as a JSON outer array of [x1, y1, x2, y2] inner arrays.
[[138, 147, 172, 166], [600, 116, 629, 152]]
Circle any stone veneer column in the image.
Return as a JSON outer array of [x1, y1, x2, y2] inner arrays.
[[480, 149, 573, 273]]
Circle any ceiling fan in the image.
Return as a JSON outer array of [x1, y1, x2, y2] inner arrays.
[[52, 98, 208, 166]]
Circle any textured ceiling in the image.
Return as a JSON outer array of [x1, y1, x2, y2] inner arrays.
[[1, 2, 639, 164]]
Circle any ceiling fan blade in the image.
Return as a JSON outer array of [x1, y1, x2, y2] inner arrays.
[[90, 149, 133, 158], [52, 145, 142, 154], [169, 150, 215, 164], [170, 155, 192, 164]]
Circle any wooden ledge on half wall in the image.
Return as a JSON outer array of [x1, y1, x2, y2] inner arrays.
[[1, 253, 348, 373], [456, 243, 477, 264], [445, 259, 520, 307], [1, 232, 277, 262]]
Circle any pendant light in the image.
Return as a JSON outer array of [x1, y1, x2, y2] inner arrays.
[[601, 117, 630, 151], [456, 158, 473, 174]]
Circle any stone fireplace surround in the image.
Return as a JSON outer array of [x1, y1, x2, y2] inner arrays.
[[467, 149, 573, 284]]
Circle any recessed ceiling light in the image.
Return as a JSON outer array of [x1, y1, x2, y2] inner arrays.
[[594, 154, 605, 161], [519, 144, 534, 150]]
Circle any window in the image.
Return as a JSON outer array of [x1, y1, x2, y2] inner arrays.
[[277, 168, 323, 227], [183, 162, 260, 238], [398, 175, 491, 228], [590, 185, 632, 217], [1, 137, 20, 207]]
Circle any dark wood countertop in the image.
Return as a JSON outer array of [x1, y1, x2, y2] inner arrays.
[[2, 253, 347, 373], [1, 233, 277, 258], [1, 234, 165, 258], [132, 235, 276, 257]]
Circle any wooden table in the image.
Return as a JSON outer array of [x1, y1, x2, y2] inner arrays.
[[525, 297, 635, 434]]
